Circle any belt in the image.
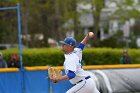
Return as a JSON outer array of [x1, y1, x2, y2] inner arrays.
[[74, 76, 91, 85]]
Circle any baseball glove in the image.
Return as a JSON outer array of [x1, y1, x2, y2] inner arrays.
[[48, 66, 62, 80]]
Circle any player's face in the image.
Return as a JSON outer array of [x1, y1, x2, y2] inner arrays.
[[62, 44, 73, 54], [61, 44, 68, 53]]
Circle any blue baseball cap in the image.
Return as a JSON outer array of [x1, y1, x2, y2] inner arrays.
[[60, 37, 77, 46]]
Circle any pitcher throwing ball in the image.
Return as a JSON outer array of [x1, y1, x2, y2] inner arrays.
[[51, 32, 100, 93]]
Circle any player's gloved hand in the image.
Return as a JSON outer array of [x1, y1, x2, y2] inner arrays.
[[48, 66, 62, 83], [50, 77, 61, 83]]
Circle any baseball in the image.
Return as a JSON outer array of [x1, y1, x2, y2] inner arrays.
[[88, 32, 94, 38]]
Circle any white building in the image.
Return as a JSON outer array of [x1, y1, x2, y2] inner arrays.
[[77, 0, 140, 41]]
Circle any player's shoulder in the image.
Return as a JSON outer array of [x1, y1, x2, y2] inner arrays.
[[73, 48, 82, 55], [65, 52, 77, 58], [64, 54, 78, 64], [74, 47, 82, 52]]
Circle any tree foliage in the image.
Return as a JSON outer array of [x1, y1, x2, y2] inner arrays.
[[110, 0, 140, 21], [0, 1, 18, 44], [0, 0, 140, 48]]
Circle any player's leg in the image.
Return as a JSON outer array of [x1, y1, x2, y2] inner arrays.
[[66, 80, 88, 93], [66, 78, 100, 93], [87, 78, 100, 93]]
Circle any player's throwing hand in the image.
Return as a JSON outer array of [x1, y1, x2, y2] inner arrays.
[[88, 32, 94, 39]]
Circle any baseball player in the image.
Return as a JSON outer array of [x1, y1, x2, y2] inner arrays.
[[51, 32, 100, 93]]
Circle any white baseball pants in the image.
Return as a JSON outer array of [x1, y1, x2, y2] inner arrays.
[[66, 78, 100, 93]]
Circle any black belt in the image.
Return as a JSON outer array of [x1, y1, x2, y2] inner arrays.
[[74, 76, 91, 85]]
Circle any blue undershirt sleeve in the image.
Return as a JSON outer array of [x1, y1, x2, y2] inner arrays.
[[77, 43, 85, 50], [67, 70, 76, 79]]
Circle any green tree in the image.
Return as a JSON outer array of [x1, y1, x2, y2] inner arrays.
[[110, 0, 140, 48], [90, 0, 105, 46], [111, 0, 140, 21], [59, 0, 81, 41], [0, 1, 18, 44]]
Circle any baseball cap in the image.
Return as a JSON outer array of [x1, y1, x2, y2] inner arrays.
[[60, 37, 77, 46]]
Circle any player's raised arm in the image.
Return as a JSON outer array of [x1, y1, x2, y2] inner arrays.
[[81, 32, 94, 45]]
